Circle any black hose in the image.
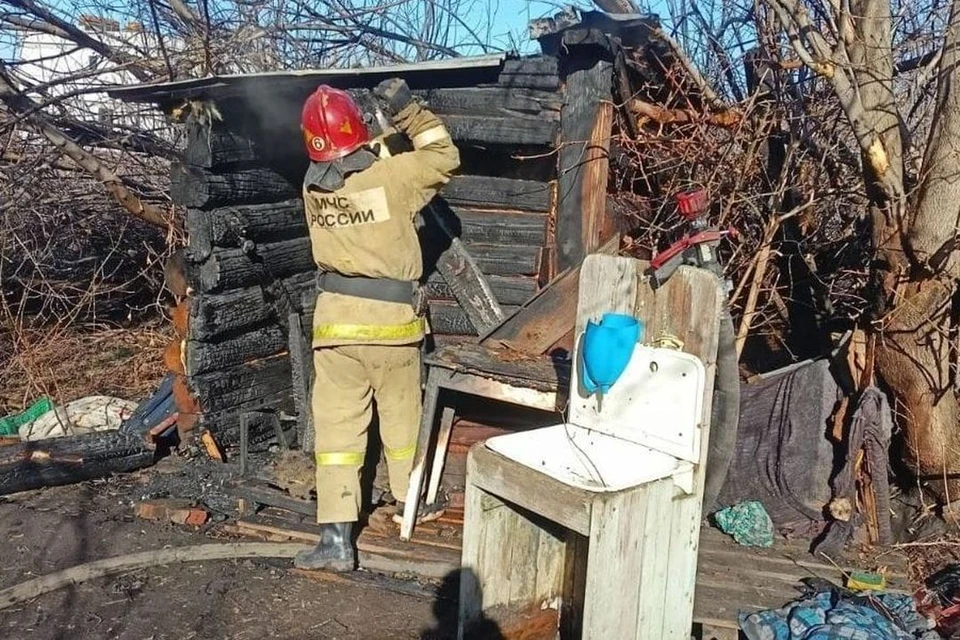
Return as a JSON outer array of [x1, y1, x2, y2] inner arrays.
[[703, 301, 740, 515]]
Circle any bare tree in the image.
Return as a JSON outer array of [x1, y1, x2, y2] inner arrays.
[[747, 0, 959, 498]]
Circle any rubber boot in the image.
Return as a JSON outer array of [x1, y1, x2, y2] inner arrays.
[[293, 522, 355, 572]]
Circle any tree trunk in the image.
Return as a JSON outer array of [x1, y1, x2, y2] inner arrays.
[[874, 279, 960, 499], [874, 0, 960, 499]]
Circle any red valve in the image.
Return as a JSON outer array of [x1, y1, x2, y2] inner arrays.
[[675, 189, 709, 220]]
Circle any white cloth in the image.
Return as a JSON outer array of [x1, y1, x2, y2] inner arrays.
[[19, 396, 138, 441]]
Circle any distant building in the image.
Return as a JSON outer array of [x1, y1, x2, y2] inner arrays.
[[14, 15, 179, 138]]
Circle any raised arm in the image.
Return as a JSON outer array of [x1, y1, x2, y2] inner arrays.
[[372, 78, 460, 214]]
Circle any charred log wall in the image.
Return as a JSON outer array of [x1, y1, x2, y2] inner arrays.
[[171, 57, 565, 440]]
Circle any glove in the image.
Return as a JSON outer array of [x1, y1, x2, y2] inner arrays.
[[373, 77, 413, 118]]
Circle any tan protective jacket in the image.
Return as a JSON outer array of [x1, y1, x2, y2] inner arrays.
[[303, 102, 460, 348]]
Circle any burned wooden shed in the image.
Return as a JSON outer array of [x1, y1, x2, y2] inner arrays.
[[108, 10, 667, 446]]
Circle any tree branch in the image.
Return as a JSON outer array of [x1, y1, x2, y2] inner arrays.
[[908, 0, 960, 274], [651, 27, 728, 110], [0, 67, 173, 230]]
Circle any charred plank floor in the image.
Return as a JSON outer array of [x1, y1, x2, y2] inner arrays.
[[220, 479, 911, 634]]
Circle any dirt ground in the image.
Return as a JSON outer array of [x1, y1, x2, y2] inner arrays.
[[0, 465, 454, 640]]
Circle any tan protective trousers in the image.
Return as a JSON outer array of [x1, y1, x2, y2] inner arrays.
[[311, 344, 421, 524]]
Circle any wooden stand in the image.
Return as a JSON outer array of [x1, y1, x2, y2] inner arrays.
[[399, 343, 569, 540], [459, 256, 723, 639]]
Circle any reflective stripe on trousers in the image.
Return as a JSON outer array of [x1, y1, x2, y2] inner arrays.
[[384, 442, 416, 461], [315, 451, 365, 466], [313, 317, 425, 341]]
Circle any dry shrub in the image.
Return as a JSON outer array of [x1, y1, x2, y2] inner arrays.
[[0, 321, 171, 415], [0, 132, 179, 327], [611, 62, 873, 371]]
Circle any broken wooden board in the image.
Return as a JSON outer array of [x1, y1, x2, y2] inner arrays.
[[222, 508, 460, 581], [424, 343, 570, 393], [480, 235, 619, 353]]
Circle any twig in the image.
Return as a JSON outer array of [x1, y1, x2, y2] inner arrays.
[[735, 214, 782, 356]]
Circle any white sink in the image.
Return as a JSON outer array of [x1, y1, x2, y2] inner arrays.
[[485, 423, 689, 493]]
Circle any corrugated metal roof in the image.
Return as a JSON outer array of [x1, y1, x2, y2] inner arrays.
[[107, 53, 511, 104]]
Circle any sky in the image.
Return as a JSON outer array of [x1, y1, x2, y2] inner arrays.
[[1, 0, 674, 68], [478, 0, 669, 54]]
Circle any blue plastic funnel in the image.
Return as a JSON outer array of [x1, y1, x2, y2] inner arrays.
[[580, 313, 642, 394]]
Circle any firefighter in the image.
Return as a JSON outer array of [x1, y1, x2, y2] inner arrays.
[[293, 78, 459, 572]]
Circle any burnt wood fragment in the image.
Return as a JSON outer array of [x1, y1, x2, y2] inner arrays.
[[186, 324, 287, 376], [185, 200, 307, 261], [416, 87, 562, 117], [194, 238, 314, 293], [189, 355, 293, 413], [423, 272, 538, 306], [442, 114, 558, 147], [0, 432, 156, 496], [170, 164, 298, 209], [555, 56, 614, 270], [442, 176, 552, 213]]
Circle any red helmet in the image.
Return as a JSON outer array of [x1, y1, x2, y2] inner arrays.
[[301, 85, 370, 162]]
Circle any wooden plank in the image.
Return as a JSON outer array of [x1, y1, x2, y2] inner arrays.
[[183, 121, 259, 168], [170, 164, 299, 210], [459, 480, 487, 637], [428, 302, 520, 336], [190, 287, 273, 341], [499, 58, 561, 91], [498, 74, 561, 91], [534, 524, 566, 606], [481, 235, 619, 353], [573, 254, 637, 336], [581, 101, 614, 258], [442, 175, 552, 213], [424, 272, 538, 307], [426, 343, 569, 391], [635, 478, 674, 634], [559, 254, 665, 639], [416, 87, 562, 116], [430, 334, 478, 349], [581, 486, 652, 637], [468, 445, 592, 536], [502, 57, 559, 77], [459, 486, 561, 637], [185, 324, 287, 376], [443, 375, 560, 413], [465, 244, 541, 276], [189, 275, 314, 341], [633, 262, 723, 639], [225, 479, 316, 516], [426, 226, 507, 335], [441, 114, 558, 146], [555, 58, 614, 271], [479, 494, 520, 609], [454, 209, 548, 246], [226, 513, 460, 580], [697, 527, 909, 582]]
